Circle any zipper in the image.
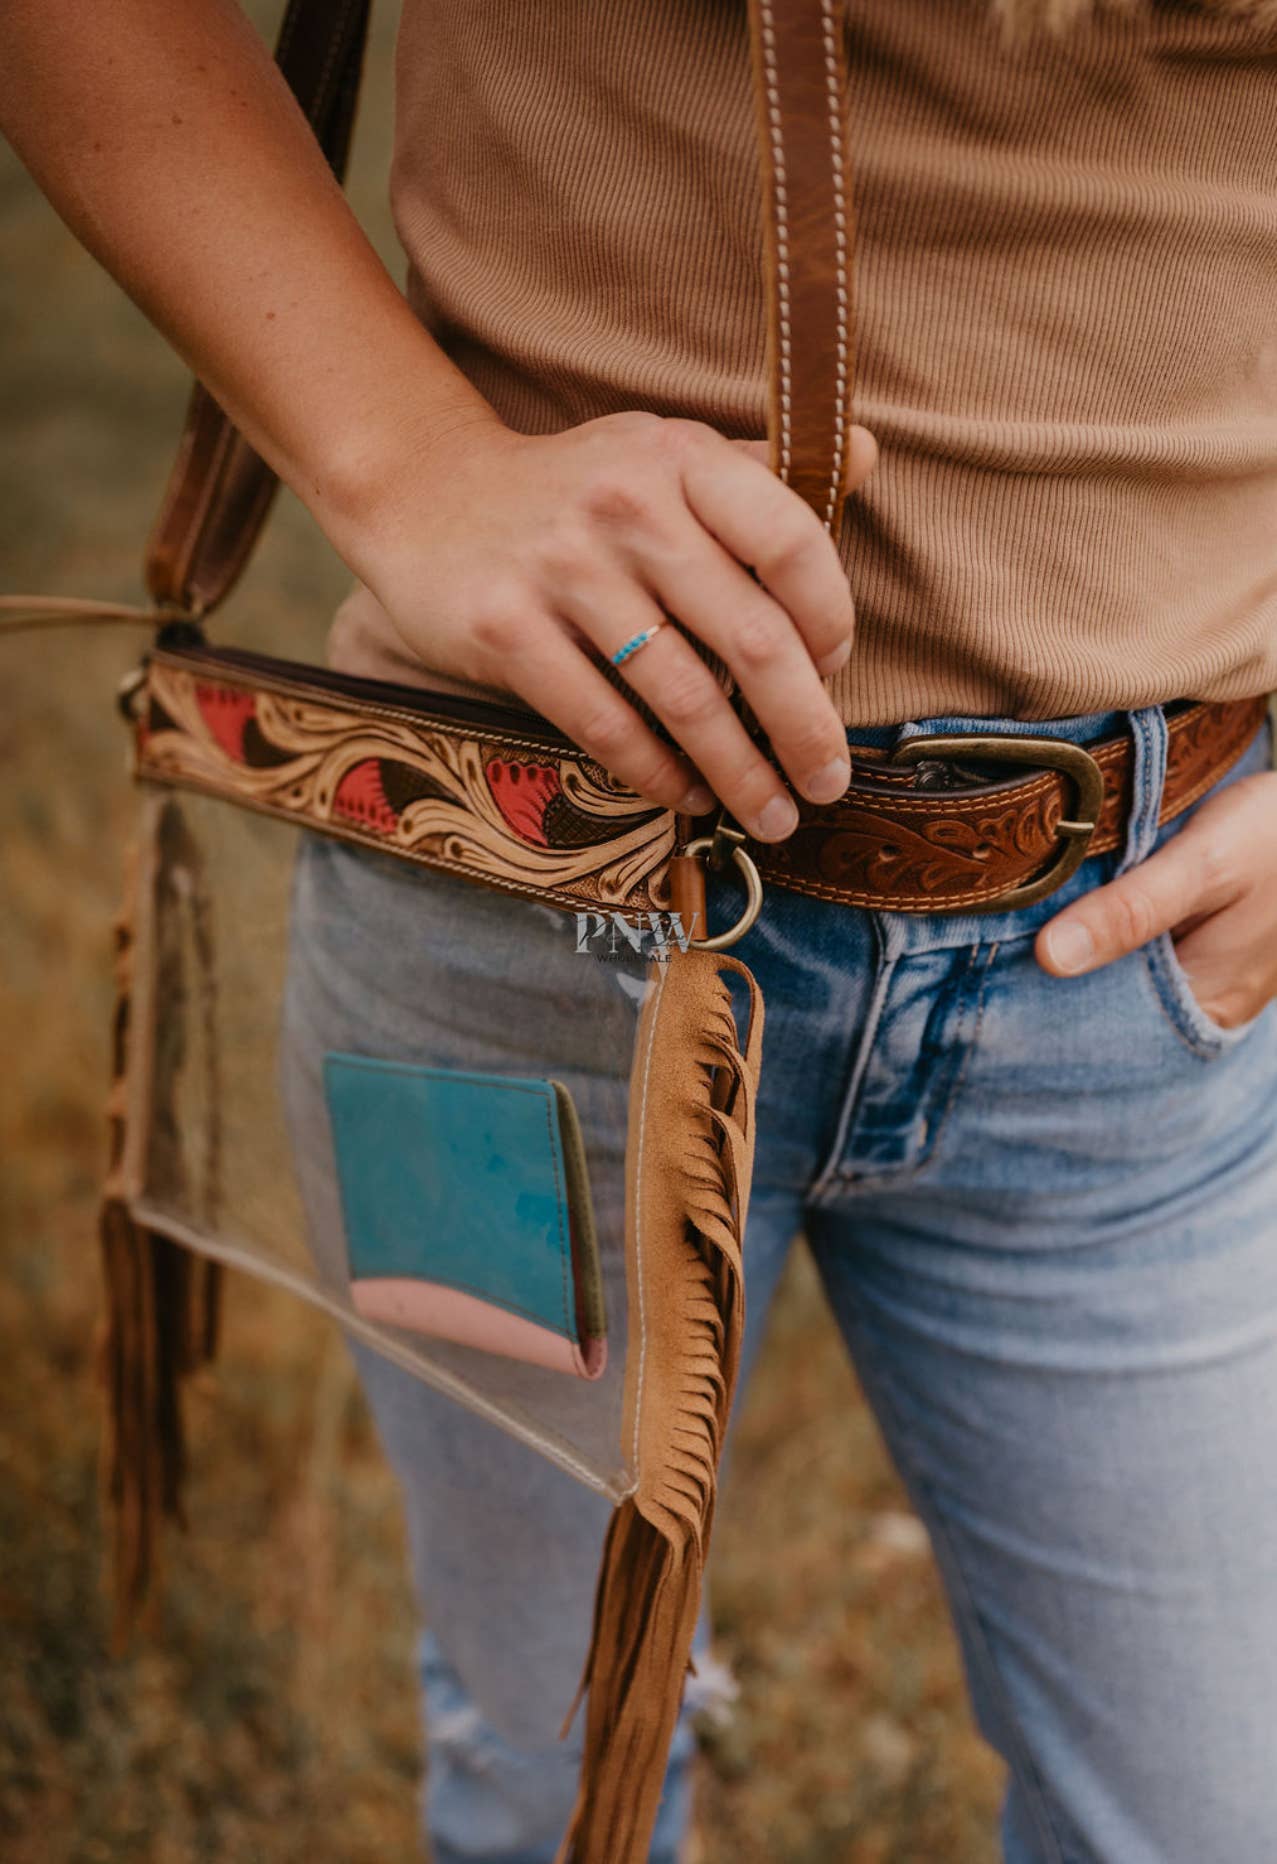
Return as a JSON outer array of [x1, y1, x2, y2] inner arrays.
[[148, 636, 577, 751]]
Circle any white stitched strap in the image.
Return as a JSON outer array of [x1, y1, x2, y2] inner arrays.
[[758, 0, 794, 485], [820, 0, 851, 531]]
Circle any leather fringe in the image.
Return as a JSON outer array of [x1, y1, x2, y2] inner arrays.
[[98, 1208, 221, 1641], [557, 946, 764, 1863], [98, 807, 221, 1643]]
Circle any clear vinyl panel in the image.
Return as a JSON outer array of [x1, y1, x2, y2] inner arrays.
[[124, 789, 659, 1499]]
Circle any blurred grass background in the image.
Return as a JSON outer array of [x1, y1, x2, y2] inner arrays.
[[0, 7, 1002, 1858]]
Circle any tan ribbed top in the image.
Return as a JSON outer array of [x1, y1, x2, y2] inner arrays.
[[386, 0, 1277, 726]]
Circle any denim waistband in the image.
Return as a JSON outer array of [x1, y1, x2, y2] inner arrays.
[[844, 704, 1134, 754]]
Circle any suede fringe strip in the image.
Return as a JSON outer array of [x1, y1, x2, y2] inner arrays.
[[557, 946, 764, 1863], [99, 803, 222, 1643]]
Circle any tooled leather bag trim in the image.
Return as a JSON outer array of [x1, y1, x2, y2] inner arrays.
[[133, 650, 677, 915]]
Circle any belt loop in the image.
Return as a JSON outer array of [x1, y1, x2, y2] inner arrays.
[[1115, 705, 1170, 876]]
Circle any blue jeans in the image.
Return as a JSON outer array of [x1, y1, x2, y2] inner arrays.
[[285, 702, 1277, 1863]]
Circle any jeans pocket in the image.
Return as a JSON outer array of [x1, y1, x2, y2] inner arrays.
[[1142, 928, 1264, 1060]]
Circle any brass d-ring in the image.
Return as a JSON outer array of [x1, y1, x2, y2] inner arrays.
[[684, 834, 765, 951]]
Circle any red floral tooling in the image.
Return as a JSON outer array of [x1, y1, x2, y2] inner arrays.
[[194, 682, 256, 763], [332, 759, 400, 836], [484, 758, 562, 848]]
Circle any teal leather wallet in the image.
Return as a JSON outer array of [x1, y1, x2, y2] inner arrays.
[[323, 1054, 607, 1379]]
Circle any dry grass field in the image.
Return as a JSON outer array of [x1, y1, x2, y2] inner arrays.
[[0, 10, 1002, 1858]]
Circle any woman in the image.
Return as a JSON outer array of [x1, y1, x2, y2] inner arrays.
[[4, 2, 1277, 1858]]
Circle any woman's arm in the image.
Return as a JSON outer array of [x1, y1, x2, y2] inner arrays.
[[0, 0, 495, 539], [1, 0, 878, 838]]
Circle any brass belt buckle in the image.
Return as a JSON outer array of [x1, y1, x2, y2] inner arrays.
[[887, 733, 1107, 912]]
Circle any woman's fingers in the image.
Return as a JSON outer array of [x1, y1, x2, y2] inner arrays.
[[843, 423, 881, 491], [682, 422, 875, 674], [1036, 791, 1247, 977], [555, 577, 803, 840], [489, 609, 713, 815], [634, 514, 851, 804], [687, 459, 852, 672], [514, 418, 886, 830]]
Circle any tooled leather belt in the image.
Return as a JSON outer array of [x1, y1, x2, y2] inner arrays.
[[127, 640, 1269, 930]]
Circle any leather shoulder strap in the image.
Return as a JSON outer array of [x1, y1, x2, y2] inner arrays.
[[144, 0, 371, 616], [144, 0, 853, 622], [747, 0, 855, 537]]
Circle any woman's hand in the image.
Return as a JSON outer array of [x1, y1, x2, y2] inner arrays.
[[334, 410, 879, 842], [1036, 768, 1277, 1028]]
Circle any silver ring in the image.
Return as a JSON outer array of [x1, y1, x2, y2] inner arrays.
[[610, 621, 665, 668]]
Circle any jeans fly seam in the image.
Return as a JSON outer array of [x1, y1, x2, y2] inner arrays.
[[824, 940, 997, 1195], [910, 938, 998, 1177], [808, 914, 898, 1205], [814, 1291, 1070, 1864]]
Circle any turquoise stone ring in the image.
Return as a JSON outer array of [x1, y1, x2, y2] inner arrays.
[[610, 622, 665, 668]]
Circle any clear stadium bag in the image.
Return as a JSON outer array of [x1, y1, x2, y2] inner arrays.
[[112, 638, 731, 1501], [99, 637, 766, 1860]]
